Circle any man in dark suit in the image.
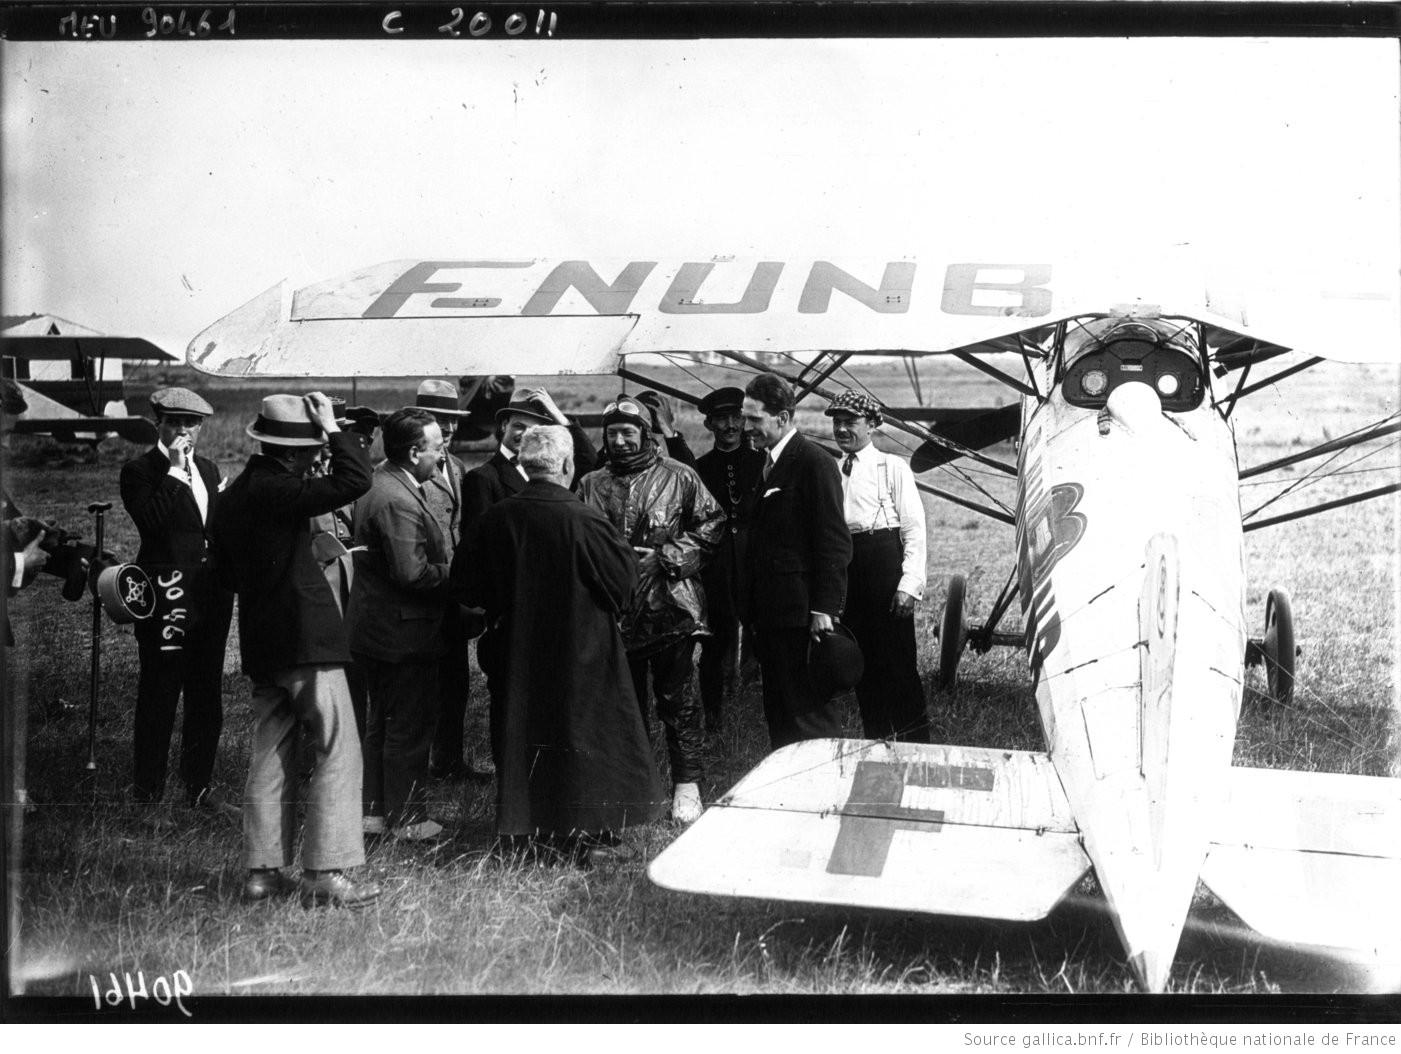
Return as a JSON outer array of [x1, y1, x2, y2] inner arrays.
[[212, 392, 378, 907], [408, 379, 492, 783], [348, 408, 453, 843], [460, 386, 597, 721], [119, 387, 236, 813], [740, 373, 853, 749]]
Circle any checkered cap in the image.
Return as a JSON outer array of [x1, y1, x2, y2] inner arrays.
[[823, 389, 883, 426]]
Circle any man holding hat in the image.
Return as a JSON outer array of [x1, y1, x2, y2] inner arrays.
[[405, 379, 493, 783], [119, 387, 236, 813], [693, 386, 765, 732], [212, 392, 378, 907], [826, 388, 929, 743], [460, 385, 597, 726], [740, 372, 853, 750], [577, 397, 724, 824]]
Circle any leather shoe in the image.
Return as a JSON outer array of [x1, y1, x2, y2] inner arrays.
[[299, 870, 381, 909], [392, 818, 448, 843], [243, 868, 298, 901], [581, 842, 636, 868], [671, 782, 704, 824]]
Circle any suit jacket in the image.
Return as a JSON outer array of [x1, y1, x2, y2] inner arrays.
[[347, 463, 452, 662], [120, 446, 234, 637], [743, 431, 852, 629], [460, 421, 598, 531], [211, 431, 373, 676]]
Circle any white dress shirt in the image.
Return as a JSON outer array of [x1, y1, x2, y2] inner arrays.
[[840, 441, 926, 599], [159, 440, 209, 523], [764, 426, 798, 475]]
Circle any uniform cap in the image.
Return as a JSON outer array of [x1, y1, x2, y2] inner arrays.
[[698, 387, 746, 417]]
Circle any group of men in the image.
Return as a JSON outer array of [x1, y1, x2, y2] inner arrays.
[[107, 368, 930, 905]]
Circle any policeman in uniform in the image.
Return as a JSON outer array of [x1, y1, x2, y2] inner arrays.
[[825, 389, 929, 742]]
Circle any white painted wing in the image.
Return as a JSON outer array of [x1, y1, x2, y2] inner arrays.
[[1201, 766, 1401, 954], [186, 277, 641, 377], [648, 739, 1090, 921]]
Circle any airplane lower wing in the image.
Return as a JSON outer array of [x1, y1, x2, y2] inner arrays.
[[1201, 766, 1401, 954], [648, 739, 1090, 920]]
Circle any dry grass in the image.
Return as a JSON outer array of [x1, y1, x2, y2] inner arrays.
[[4, 359, 1398, 1005]]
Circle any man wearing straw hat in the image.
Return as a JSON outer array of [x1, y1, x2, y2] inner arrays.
[[212, 392, 379, 908], [406, 379, 493, 783], [119, 387, 236, 815]]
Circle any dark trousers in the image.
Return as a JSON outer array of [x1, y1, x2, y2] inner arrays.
[[628, 637, 703, 785], [753, 625, 844, 750], [845, 529, 929, 743], [697, 612, 740, 727], [429, 606, 474, 769], [358, 653, 439, 828], [132, 595, 233, 802]]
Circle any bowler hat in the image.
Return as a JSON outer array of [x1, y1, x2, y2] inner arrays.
[[245, 394, 325, 446], [495, 389, 557, 426], [150, 387, 213, 418], [698, 387, 745, 417], [408, 379, 470, 418], [97, 564, 157, 624], [807, 622, 864, 698]]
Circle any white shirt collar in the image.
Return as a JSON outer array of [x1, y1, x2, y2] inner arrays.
[[767, 426, 798, 463]]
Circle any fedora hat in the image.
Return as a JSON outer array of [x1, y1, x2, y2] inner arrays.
[[807, 621, 865, 698], [408, 378, 470, 418], [246, 394, 325, 446], [495, 389, 556, 426]]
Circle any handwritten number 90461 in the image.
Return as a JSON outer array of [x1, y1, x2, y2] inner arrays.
[[90, 970, 193, 1018], [140, 8, 236, 37]]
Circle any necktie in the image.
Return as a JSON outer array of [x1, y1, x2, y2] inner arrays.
[[762, 452, 774, 482], [842, 453, 856, 477]]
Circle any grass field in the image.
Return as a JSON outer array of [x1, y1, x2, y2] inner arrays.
[[4, 358, 1398, 1007]]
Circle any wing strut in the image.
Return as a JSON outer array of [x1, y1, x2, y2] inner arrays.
[[1242, 482, 1401, 532], [792, 351, 855, 404], [912, 481, 1014, 526], [616, 367, 704, 408], [1239, 418, 1401, 480], [946, 347, 1038, 399], [707, 348, 1017, 477], [1222, 356, 1325, 418]]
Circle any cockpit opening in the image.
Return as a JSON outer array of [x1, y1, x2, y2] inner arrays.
[[1057, 317, 1206, 413]]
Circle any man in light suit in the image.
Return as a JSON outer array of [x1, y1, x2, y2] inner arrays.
[[740, 373, 853, 750], [348, 408, 452, 842], [119, 387, 236, 813]]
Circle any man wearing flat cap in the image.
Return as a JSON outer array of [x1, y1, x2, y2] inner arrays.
[[460, 385, 597, 726], [119, 387, 236, 814], [212, 392, 378, 908], [693, 386, 765, 732], [406, 380, 491, 783], [578, 396, 724, 824], [826, 388, 929, 743]]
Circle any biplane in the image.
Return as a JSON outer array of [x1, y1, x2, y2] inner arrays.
[[1, 313, 175, 444], [187, 255, 1401, 992]]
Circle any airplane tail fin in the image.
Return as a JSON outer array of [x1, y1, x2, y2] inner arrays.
[[1201, 765, 1401, 955], [648, 739, 1090, 921]]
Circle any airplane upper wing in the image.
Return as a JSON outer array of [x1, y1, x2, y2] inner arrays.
[[186, 258, 1398, 377], [1, 335, 176, 362], [647, 739, 1091, 921]]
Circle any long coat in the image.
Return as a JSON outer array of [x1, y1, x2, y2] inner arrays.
[[346, 464, 451, 662], [454, 480, 665, 836], [211, 432, 372, 676], [742, 431, 852, 628]]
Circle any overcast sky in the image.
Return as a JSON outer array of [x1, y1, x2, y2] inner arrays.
[[3, 37, 1397, 359]]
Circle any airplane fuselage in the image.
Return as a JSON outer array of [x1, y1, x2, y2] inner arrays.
[[1015, 353, 1246, 990]]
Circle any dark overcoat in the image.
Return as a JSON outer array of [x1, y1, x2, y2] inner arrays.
[[454, 480, 665, 836], [210, 432, 372, 676]]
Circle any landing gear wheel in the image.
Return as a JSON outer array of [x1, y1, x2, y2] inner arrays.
[[936, 574, 968, 690], [1263, 589, 1295, 708]]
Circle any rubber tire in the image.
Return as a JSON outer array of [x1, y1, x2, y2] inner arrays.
[[936, 575, 967, 690], [1263, 589, 1295, 708]]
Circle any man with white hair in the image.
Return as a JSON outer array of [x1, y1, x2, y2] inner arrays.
[[451, 425, 664, 865]]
